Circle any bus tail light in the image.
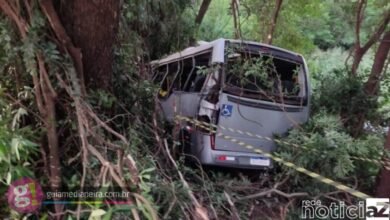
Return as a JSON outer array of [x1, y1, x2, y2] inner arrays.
[[217, 155, 235, 161], [217, 155, 226, 161], [210, 134, 215, 150]]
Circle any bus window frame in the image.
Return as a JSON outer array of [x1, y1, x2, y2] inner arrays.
[[188, 52, 213, 93], [154, 49, 213, 95], [172, 56, 196, 92], [159, 61, 181, 99], [181, 56, 196, 91], [222, 45, 308, 106], [152, 64, 168, 84]]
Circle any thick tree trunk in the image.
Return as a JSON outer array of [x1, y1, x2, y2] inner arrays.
[[264, 0, 283, 45], [57, 0, 120, 91], [375, 127, 390, 198]]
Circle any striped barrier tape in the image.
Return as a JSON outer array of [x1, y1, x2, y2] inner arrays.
[[176, 116, 390, 170], [175, 115, 371, 200]]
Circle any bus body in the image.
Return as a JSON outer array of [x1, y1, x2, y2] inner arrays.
[[151, 38, 310, 169]]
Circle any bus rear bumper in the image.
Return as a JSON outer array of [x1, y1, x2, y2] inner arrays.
[[197, 147, 273, 169]]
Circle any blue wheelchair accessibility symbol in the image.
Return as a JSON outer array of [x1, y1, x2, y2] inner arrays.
[[221, 104, 233, 117]]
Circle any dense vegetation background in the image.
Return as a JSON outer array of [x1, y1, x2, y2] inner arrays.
[[0, 0, 389, 219]]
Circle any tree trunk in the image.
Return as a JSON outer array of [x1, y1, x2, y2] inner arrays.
[[364, 31, 390, 96], [57, 0, 120, 91], [349, 2, 389, 76], [40, 0, 86, 96], [351, 47, 365, 76], [264, 0, 283, 45], [195, 0, 212, 25], [231, 0, 240, 39], [190, 0, 212, 45], [350, 31, 390, 136], [375, 127, 390, 198], [342, 5, 389, 134]]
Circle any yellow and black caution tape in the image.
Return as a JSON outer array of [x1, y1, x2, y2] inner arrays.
[[175, 115, 371, 200], [177, 116, 390, 170]]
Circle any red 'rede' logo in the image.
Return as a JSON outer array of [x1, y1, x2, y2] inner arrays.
[[7, 177, 44, 213]]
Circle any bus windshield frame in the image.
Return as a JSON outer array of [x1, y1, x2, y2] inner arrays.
[[222, 43, 308, 106]]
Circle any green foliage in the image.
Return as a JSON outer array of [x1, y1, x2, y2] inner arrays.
[[89, 90, 117, 110], [198, 0, 388, 55], [0, 92, 38, 189], [378, 74, 390, 123], [197, 0, 234, 40], [0, 16, 40, 188], [0, 13, 53, 218], [311, 69, 382, 133], [229, 56, 275, 91], [271, 0, 321, 54], [301, 1, 355, 50], [307, 48, 350, 83], [122, 0, 196, 60], [275, 112, 383, 195], [197, 0, 321, 54]]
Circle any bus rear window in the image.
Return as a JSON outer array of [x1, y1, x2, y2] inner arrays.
[[224, 52, 306, 104]]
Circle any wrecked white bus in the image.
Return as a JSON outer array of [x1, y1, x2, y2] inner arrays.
[[151, 38, 310, 169]]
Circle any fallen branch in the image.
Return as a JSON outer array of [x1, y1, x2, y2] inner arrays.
[[224, 191, 241, 220], [163, 139, 209, 220], [237, 188, 308, 200]]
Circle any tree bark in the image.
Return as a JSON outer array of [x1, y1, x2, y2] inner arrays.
[[57, 0, 120, 91], [264, 0, 283, 45], [375, 127, 390, 198], [351, 48, 364, 77]]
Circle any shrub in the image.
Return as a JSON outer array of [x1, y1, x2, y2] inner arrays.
[[274, 112, 383, 196]]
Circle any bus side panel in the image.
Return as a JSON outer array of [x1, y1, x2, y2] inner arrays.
[[176, 92, 202, 118], [159, 94, 176, 122], [159, 92, 202, 123]]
